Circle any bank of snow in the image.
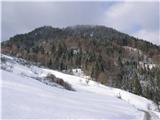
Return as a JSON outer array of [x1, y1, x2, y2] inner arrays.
[[41, 68, 158, 111], [1, 54, 160, 119]]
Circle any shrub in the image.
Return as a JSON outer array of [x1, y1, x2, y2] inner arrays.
[[46, 74, 75, 91]]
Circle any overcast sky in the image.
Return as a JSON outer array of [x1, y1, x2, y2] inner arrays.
[[1, 1, 160, 45]]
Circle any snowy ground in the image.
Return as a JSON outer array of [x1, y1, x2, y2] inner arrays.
[[1, 54, 160, 119]]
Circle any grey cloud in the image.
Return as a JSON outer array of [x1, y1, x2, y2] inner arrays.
[[102, 2, 159, 32], [101, 1, 159, 45], [2, 2, 159, 45], [2, 2, 111, 41]]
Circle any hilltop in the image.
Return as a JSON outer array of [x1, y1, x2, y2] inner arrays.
[[1, 25, 160, 105]]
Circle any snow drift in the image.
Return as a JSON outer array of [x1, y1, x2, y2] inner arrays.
[[0, 54, 160, 119]]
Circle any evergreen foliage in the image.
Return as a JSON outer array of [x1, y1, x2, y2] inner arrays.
[[1, 25, 160, 104]]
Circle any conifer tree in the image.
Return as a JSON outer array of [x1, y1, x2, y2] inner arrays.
[[133, 74, 142, 95]]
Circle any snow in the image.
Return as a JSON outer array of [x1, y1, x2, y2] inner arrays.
[[41, 68, 158, 111], [1, 54, 160, 119], [90, 31, 94, 37], [73, 49, 80, 54], [72, 68, 84, 76], [123, 46, 159, 70], [139, 61, 157, 70], [72, 68, 91, 80], [123, 46, 142, 55]]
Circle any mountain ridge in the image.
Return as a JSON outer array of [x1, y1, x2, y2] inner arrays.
[[3, 25, 160, 47], [1, 25, 160, 106]]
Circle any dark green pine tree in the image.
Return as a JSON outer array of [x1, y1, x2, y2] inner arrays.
[[48, 59, 52, 68], [133, 74, 142, 95], [144, 86, 152, 99]]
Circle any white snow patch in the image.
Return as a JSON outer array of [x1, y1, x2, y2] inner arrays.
[[1, 54, 160, 119], [123, 46, 142, 55], [139, 61, 158, 70]]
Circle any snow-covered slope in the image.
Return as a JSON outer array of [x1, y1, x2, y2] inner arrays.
[[1, 54, 160, 119]]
